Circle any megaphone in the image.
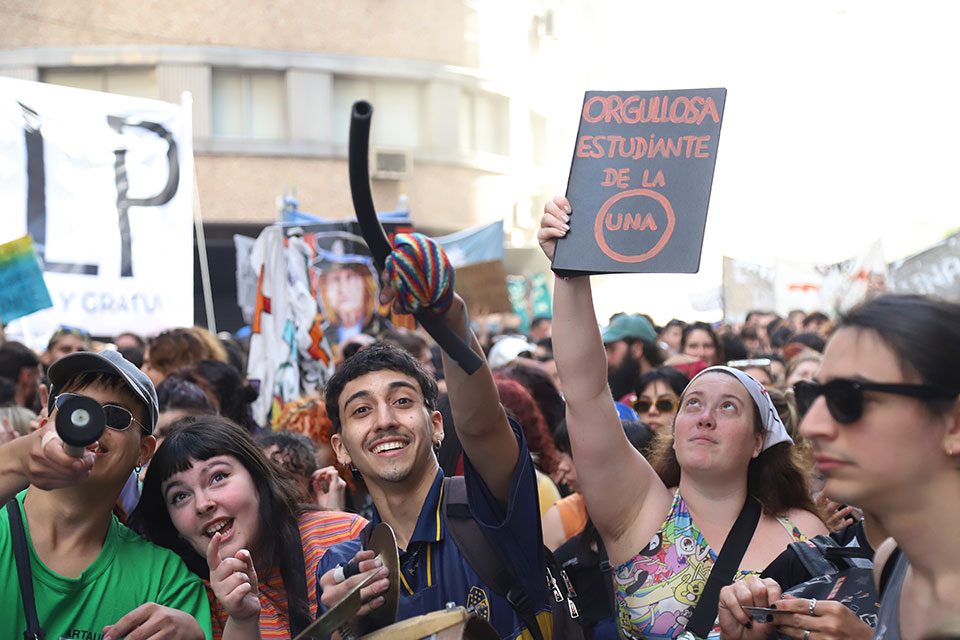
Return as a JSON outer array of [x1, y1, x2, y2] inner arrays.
[[55, 395, 106, 457]]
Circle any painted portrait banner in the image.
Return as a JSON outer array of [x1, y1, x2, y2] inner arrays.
[[246, 218, 415, 424], [0, 77, 194, 346], [552, 88, 726, 276]]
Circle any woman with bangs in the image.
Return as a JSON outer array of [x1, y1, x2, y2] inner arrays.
[[718, 294, 960, 640], [130, 415, 366, 640], [538, 195, 826, 639]]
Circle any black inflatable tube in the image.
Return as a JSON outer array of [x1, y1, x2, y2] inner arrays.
[[347, 101, 483, 374]]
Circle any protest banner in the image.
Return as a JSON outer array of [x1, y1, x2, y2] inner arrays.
[[773, 240, 887, 316], [0, 77, 193, 345], [454, 260, 512, 314], [0, 235, 53, 323], [722, 256, 775, 324], [552, 88, 726, 276], [246, 217, 415, 424], [888, 231, 960, 301]]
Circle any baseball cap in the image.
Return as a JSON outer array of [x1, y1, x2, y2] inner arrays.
[[488, 336, 537, 369], [47, 350, 159, 433], [601, 314, 657, 344]]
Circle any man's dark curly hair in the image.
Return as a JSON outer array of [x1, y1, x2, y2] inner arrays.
[[324, 342, 438, 432]]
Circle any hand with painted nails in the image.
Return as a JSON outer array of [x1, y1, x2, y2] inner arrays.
[[718, 575, 782, 640], [207, 530, 261, 631], [319, 549, 389, 617], [537, 196, 572, 262]]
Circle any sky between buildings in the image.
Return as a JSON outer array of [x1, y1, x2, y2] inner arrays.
[[558, 0, 959, 324]]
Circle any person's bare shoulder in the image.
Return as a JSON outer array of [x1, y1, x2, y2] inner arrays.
[[785, 508, 830, 538]]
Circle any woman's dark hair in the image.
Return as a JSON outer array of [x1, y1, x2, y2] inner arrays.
[[634, 366, 690, 399], [129, 415, 311, 634], [769, 325, 796, 349], [789, 332, 826, 353], [259, 431, 320, 499], [647, 370, 816, 516], [324, 343, 438, 432], [838, 294, 960, 410], [220, 338, 248, 380], [498, 363, 566, 434], [680, 322, 724, 365], [172, 360, 260, 433], [156, 376, 216, 414], [721, 332, 748, 362]]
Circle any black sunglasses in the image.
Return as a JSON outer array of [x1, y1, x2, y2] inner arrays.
[[55, 393, 147, 433], [632, 396, 679, 414], [794, 379, 958, 424]]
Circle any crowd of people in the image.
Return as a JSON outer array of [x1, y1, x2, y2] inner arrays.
[[0, 197, 958, 640]]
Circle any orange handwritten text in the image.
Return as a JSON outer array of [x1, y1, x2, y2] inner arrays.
[[601, 168, 631, 188], [576, 135, 711, 160], [604, 212, 658, 231], [582, 95, 720, 125]]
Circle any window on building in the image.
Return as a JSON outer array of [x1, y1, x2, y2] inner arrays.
[[41, 67, 158, 99], [211, 69, 286, 140], [332, 77, 422, 148], [459, 89, 509, 156]]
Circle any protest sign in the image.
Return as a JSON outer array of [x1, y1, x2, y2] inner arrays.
[[722, 256, 775, 324], [888, 231, 960, 301], [454, 260, 512, 314], [0, 77, 193, 344], [0, 235, 53, 323], [552, 89, 726, 276]]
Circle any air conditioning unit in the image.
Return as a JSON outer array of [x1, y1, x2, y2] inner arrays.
[[371, 147, 413, 180]]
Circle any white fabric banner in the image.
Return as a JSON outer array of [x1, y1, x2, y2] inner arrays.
[[0, 77, 194, 346], [773, 240, 887, 316]]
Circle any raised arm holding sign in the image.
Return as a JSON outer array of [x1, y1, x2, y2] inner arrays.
[[540, 88, 827, 638]]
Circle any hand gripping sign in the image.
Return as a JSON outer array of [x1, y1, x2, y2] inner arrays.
[[347, 101, 482, 374]]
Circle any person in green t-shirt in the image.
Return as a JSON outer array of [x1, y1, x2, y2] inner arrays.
[[0, 349, 213, 640]]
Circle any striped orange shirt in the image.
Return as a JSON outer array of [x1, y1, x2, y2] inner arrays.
[[208, 510, 366, 639]]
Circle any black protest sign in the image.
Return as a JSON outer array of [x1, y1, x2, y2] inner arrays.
[[552, 88, 726, 276]]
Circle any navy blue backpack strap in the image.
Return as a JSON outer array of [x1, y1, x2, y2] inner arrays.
[[7, 499, 45, 640], [441, 476, 546, 640]]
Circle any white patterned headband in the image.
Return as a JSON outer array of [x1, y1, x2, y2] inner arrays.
[[688, 365, 794, 451]]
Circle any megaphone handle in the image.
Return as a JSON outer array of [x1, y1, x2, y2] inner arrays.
[[62, 443, 85, 457]]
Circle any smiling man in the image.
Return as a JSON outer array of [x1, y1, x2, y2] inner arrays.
[[316, 291, 553, 640], [0, 350, 211, 640]]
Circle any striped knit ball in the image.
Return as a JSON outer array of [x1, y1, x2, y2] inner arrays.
[[384, 232, 455, 315]]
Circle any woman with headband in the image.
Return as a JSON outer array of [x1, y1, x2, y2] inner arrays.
[[538, 196, 826, 639]]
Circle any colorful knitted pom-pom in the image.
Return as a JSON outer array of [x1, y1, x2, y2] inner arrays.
[[384, 233, 455, 315]]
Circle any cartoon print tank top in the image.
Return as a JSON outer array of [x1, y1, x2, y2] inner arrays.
[[613, 491, 804, 640]]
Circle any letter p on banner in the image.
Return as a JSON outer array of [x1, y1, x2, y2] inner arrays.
[[0, 77, 195, 347]]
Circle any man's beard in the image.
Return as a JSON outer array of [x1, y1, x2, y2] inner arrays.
[[608, 352, 640, 403]]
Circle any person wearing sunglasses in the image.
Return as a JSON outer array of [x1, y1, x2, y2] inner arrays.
[[631, 366, 690, 431], [538, 196, 827, 640], [717, 294, 960, 639], [0, 350, 212, 640]]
